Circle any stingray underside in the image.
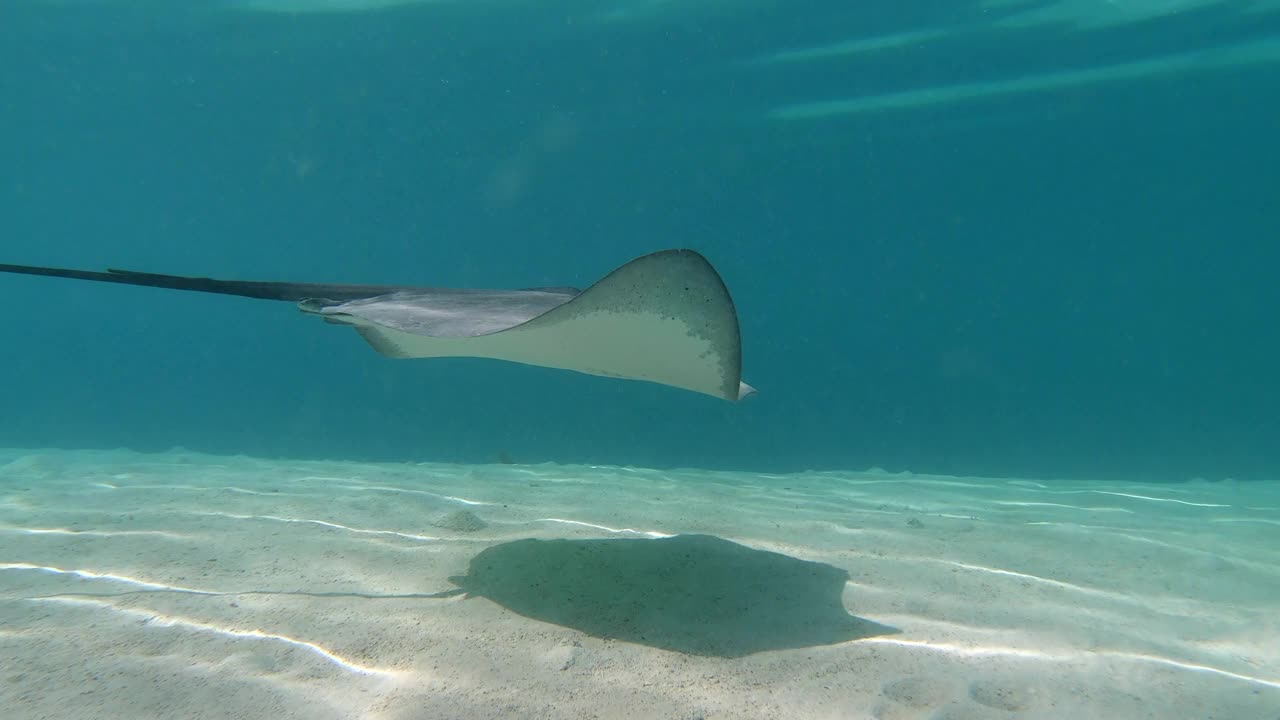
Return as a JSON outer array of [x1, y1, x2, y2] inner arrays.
[[300, 249, 753, 401]]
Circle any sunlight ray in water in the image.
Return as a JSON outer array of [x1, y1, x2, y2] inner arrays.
[[32, 597, 399, 677], [771, 38, 1280, 119], [862, 638, 1280, 690], [190, 510, 440, 542], [0, 525, 193, 539], [534, 518, 675, 538], [336, 484, 496, 505], [0, 562, 221, 595]]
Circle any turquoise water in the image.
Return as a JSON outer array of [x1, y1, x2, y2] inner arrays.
[[2, 0, 1277, 480]]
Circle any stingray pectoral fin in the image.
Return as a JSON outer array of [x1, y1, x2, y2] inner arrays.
[[503, 248, 748, 400], [351, 325, 418, 359], [298, 299, 416, 357], [328, 249, 752, 401]]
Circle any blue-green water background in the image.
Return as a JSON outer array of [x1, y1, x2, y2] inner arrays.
[[1, 0, 1277, 481]]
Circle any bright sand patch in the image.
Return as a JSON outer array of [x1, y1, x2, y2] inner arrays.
[[1, 448, 1276, 719]]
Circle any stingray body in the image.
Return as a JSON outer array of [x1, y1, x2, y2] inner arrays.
[[0, 249, 755, 401]]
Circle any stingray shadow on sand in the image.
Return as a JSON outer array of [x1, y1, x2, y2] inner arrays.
[[448, 534, 898, 657]]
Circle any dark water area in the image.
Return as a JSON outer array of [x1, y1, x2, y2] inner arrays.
[[2, 0, 1277, 481]]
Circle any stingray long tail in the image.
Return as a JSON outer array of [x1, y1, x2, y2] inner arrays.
[[0, 263, 414, 302]]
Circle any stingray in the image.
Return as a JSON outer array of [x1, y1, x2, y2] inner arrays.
[[0, 249, 756, 401]]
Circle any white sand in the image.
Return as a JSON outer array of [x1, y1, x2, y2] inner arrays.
[[0, 448, 1276, 719]]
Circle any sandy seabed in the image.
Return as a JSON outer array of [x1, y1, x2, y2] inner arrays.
[[1, 448, 1277, 719]]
